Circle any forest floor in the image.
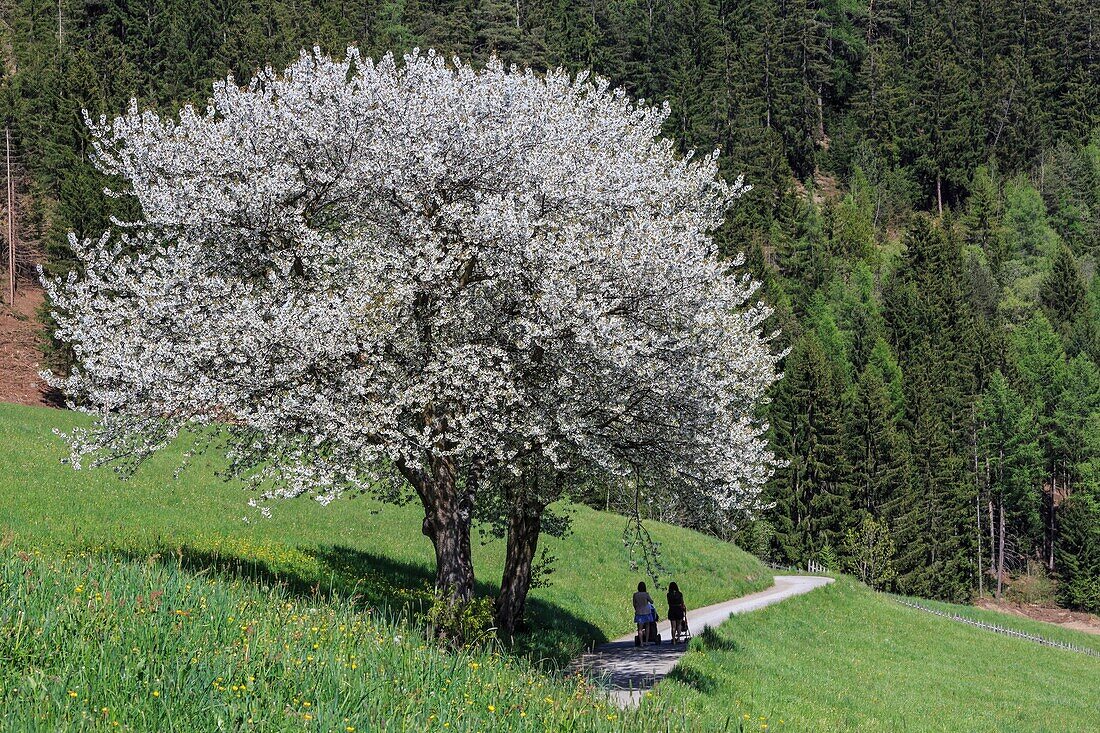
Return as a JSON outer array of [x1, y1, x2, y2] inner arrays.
[[0, 283, 53, 407], [975, 597, 1100, 636]]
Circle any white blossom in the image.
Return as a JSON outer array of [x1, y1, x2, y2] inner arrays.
[[44, 48, 781, 518]]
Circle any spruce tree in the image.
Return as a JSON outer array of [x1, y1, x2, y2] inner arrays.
[[1039, 243, 1088, 342], [976, 371, 1043, 597], [846, 358, 911, 519], [1055, 495, 1100, 612], [767, 332, 853, 563]]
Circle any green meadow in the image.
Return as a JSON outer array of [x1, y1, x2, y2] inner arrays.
[[2, 402, 1098, 731]]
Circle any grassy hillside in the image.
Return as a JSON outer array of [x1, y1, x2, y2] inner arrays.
[[4, 402, 1100, 731], [0, 402, 769, 660], [0, 545, 648, 732], [904, 596, 1100, 655], [652, 578, 1100, 732]]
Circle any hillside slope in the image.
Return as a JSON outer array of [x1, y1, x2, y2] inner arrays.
[[4, 402, 1099, 731], [0, 402, 769, 660], [652, 578, 1100, 732]]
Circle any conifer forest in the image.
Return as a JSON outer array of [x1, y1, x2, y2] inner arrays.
[[2, 0, 1098, 610]]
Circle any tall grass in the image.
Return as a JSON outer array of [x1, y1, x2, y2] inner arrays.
[[0, 543, 690, 732]]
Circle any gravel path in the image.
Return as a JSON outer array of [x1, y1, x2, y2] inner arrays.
[[572, 575, 834, 708]]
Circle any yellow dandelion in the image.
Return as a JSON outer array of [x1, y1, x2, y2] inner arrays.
[[487, 705, 495, 712]]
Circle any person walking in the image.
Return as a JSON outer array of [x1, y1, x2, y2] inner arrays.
[[667, 581, 688, 643], [632, 581, 655, 645]]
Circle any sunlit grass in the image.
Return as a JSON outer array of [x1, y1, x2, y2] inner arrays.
[[5, 402, 1096, 731], [0, 545, 675, 731], [651, 578, 1100, 732], [0, 402, 769, 664], [894, 594, 1100, 654]]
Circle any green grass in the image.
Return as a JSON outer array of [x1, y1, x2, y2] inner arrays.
[[651, 578, 1100, 732], [5, 401, 1100, 731], [0, 402, 769, 664], [0, 402, 771, 731], [0, 545, 659, 732], [899, 595, 1100, 655]]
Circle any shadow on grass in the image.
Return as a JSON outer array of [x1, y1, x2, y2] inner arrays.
[[663, 627, 737, 694], [123, 542, 604, 669], [693, 625, 741, 653], [665, 663, 719, 694]]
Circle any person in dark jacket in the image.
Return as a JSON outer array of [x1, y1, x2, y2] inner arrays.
[[667, 581, 688, 642]]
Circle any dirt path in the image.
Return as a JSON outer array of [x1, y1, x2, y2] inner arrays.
[[573, 575, 834, 708]]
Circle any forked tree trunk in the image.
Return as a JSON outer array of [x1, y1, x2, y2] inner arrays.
[[495, 501, 544, 636]]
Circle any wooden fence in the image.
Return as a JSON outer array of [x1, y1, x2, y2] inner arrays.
[[894, 598, 1100, 658]]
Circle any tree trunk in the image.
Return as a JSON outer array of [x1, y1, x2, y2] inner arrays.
[[423, 490, 476, 603], [816, 88, 826, 143], [988, 499, 996, 577], [996, 495, 1005, 600], [976, 490, 983, 597], [401, 457, 477, 604], [1048, 471, 1056, 571], [495, 500, 544, 636]]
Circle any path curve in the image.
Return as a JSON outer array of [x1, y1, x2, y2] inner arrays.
[[572, 575, 834, 708]]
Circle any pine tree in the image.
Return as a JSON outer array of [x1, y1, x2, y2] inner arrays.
[[1039, 243, 1088, 341], [846, 358, 910, 519], [883, 217, 980, 599], [1055, 495, 1100, 612], [963, 166, 1009, 270], [767, 332, 853, 563], [1009, 313, 1069, 571]]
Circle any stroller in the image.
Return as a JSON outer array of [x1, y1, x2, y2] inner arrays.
[[671, 616, 692, 644], [634, 603, 661, 647]]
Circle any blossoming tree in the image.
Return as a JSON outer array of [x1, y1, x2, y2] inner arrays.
[[44, 49, 781, 623]]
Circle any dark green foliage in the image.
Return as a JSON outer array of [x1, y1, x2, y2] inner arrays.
[[767, 332, 853, 563], [1039, 243, 1088, 343], [977, 371, 1044, 590], [1055, 495, 1100, 612]]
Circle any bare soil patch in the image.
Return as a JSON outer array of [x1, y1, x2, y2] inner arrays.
[[975, 597, 1100, 636], [0, 284, 54, 406]]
